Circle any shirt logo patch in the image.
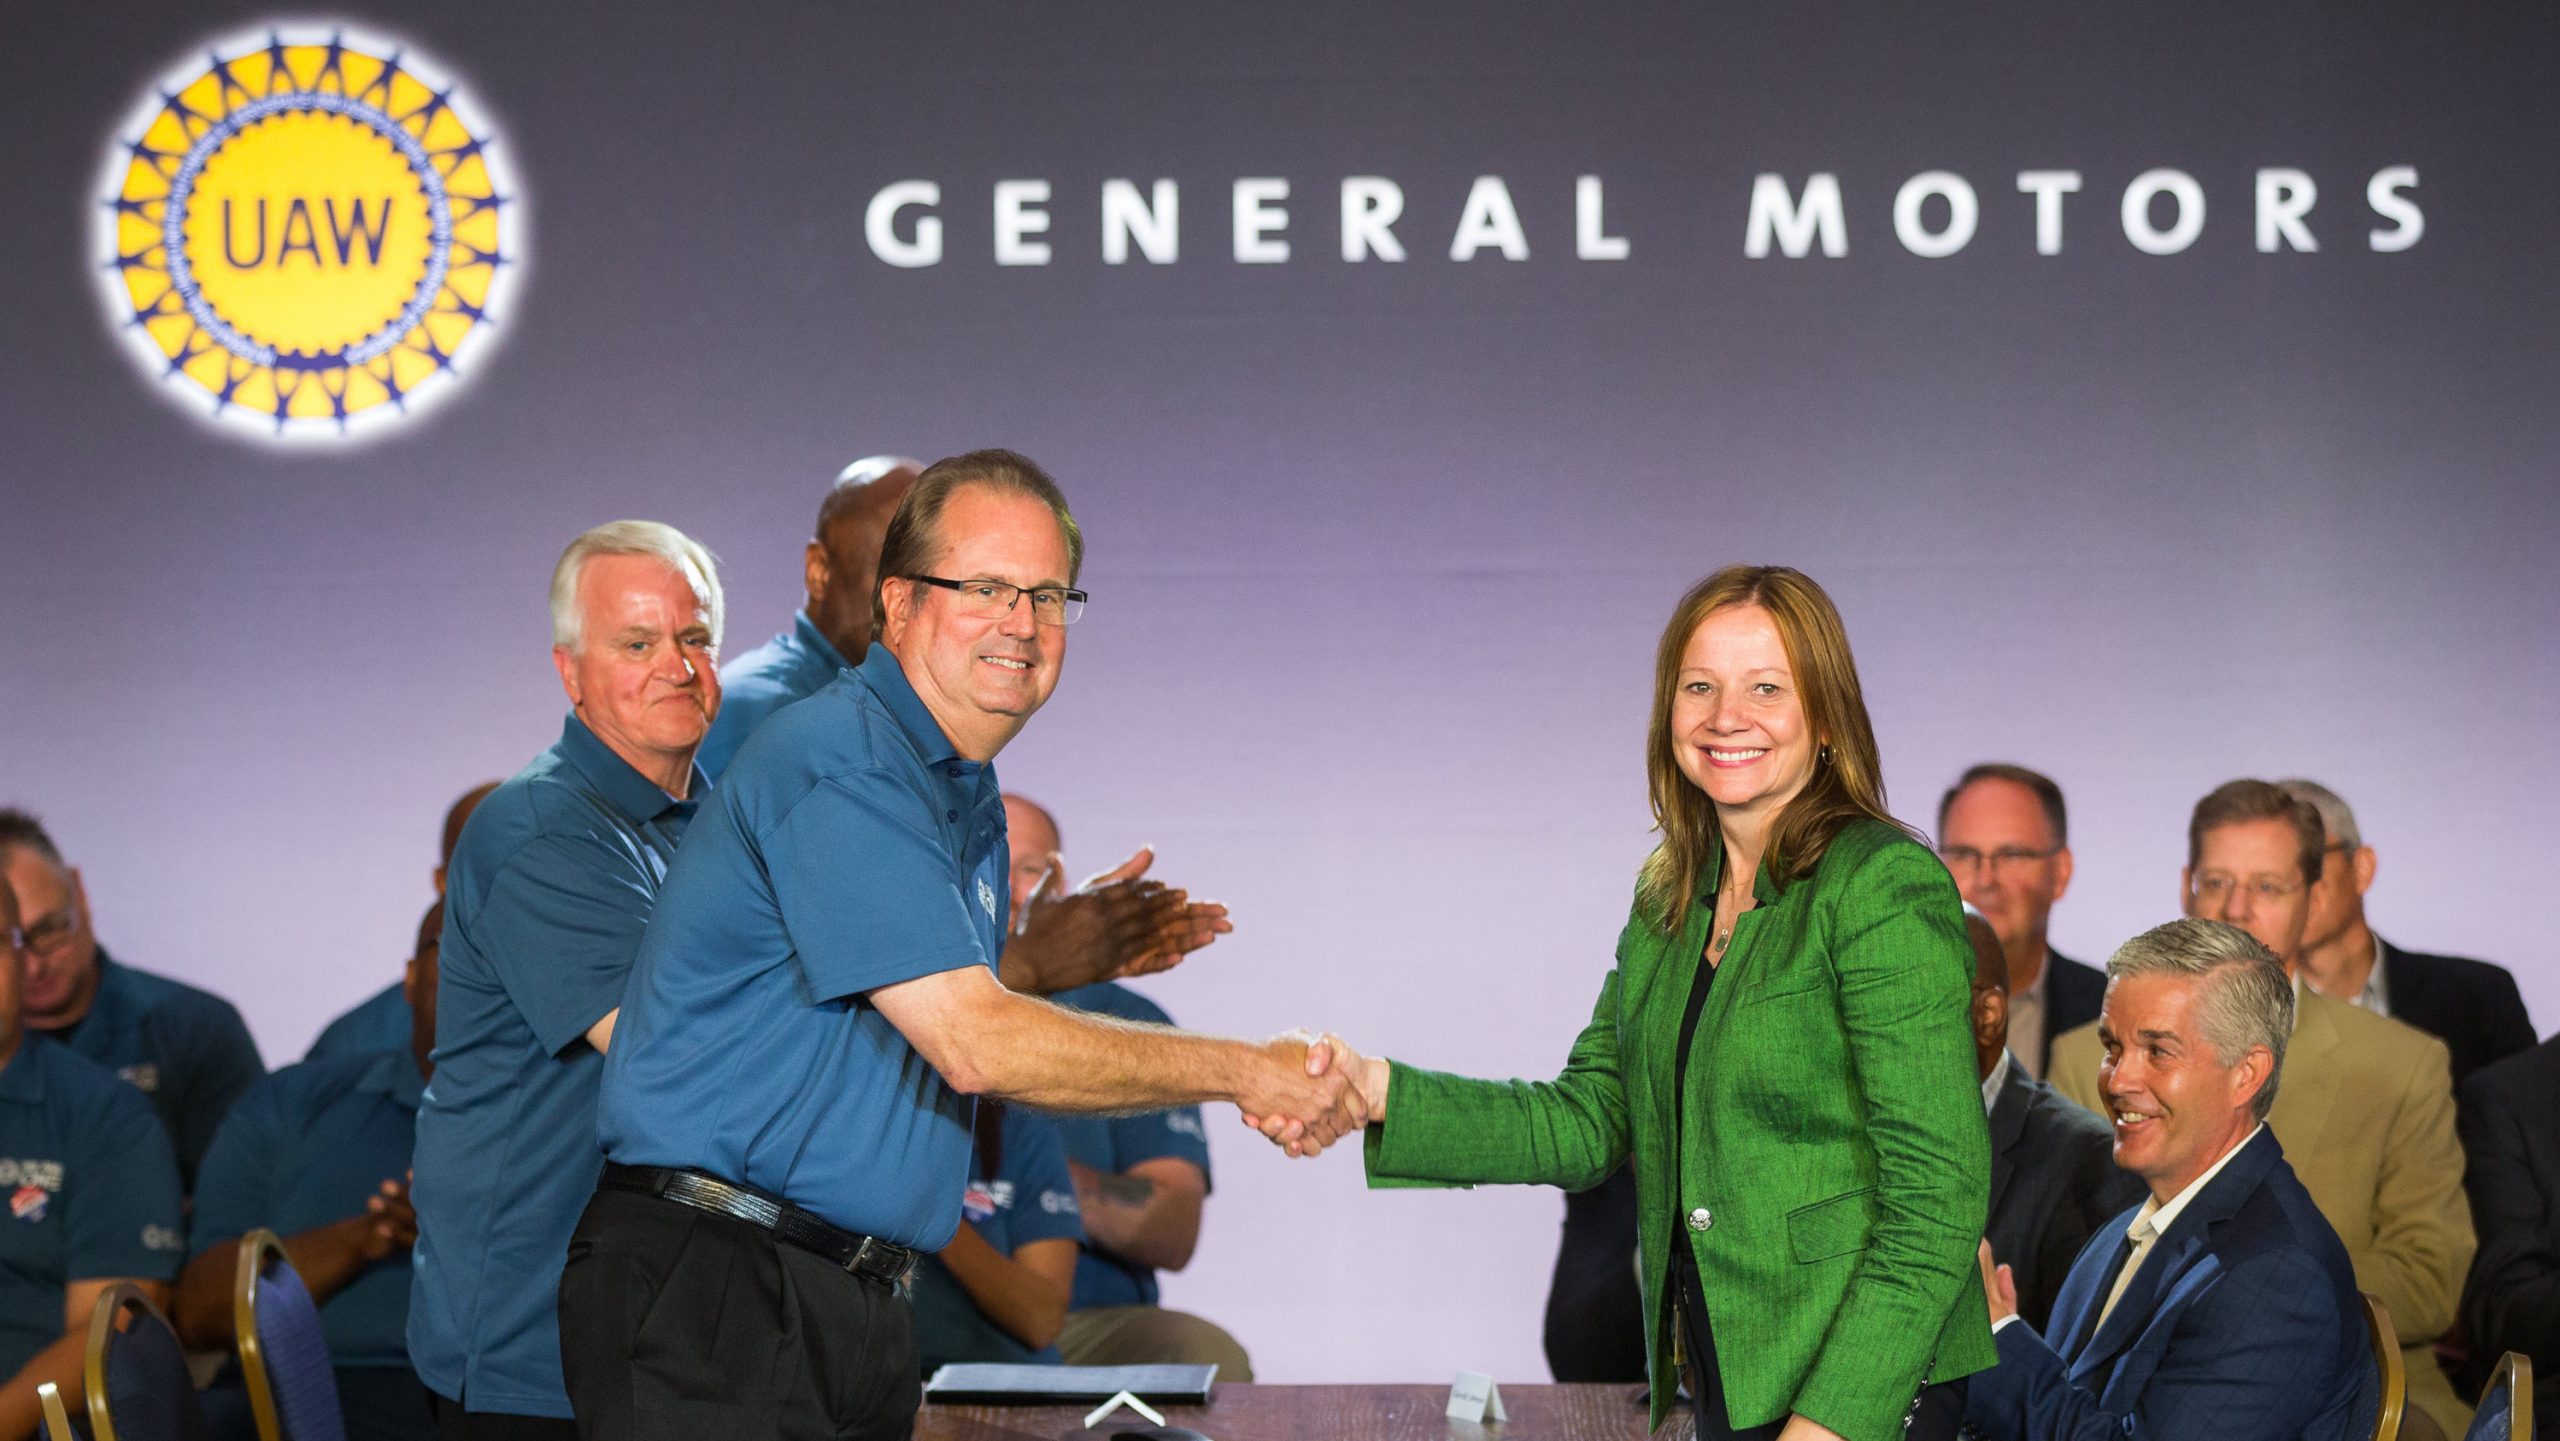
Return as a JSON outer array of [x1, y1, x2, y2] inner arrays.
[[118, 1063, 161, 1094], [10, 1185, 49, 1223], [0, 1159, 65, 1192], [1039, 1188, 1079, 1216], [143, 1225, 185, 1253], [977, 876, 999, 923], [961, 1186, 997, 1223]]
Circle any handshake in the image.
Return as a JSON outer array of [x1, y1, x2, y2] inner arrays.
[[1236, 1031, 1389, 1159]]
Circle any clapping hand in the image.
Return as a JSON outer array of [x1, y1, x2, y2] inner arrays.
[[998, 846, 1233, 995]]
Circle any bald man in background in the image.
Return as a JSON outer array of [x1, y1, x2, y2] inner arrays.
[[696, 455, 920, 782], [703, 454, 1227, 997], [1004, 794, 1254, 1380]]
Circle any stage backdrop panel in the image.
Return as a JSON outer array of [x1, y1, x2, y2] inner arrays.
[[5, 1, 2554, 1386]]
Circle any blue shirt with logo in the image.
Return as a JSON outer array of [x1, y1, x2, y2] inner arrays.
[[47, 950, 265, 1193], [694, 613, 851, 782], [408, 714, 701, 1418], [599, 647, 1009, 1248], [306, 980, 410, 1063], [191, 1047, 423, 1371], [1043, 983, 1215, 1310], [0, 1035, 186, 1377], [909, 1106, 1085, 1373]]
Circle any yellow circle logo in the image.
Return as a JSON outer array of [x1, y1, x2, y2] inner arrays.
[[97, 29, 521, 442]]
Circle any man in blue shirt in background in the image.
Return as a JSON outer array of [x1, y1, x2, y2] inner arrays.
[[180, 898, 445, 1441], [0, 808, 265, 1193], [408, 520, 725, 1440], [0, 851, 187, 1438], [1002, 794, 1254, 1380], [561, 452, 1363, 1441], [307, 782, 498, 1064]]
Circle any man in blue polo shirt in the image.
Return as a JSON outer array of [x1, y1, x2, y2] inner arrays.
[[308, 781, 498, 1063], [695, 453, 918, 782], [562, 451, 1364, 1441], [0, 860, 187, 1439], [408, 520, 724, 1440], [179, 899, 444, 1441], [0, 808, 265, 1194], [697, 452, 1226, 996], [1002, 795, 1253, 1380]]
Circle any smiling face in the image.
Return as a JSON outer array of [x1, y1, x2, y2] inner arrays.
[[1668, 603, 1818, 829], [1940, 777, 2073, 957], [552, 552, 722, 792], [2097, 970, 2272, 1200], [879, 485, 1071, 761], [2181, 818, 2312, 967]]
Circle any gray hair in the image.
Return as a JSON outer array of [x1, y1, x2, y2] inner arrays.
[[548, 520, 725, 652], [2276, 778, 2360, 852], [2105, 918, 2294, 1121]]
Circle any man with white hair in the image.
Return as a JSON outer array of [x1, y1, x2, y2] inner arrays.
[[408, 521, 723, 1439], [2277, 778, 2535, 1087], [1967, 919, 2373, 1440]]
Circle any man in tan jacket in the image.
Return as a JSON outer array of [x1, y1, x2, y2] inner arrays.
[[2050, 779, 2472, 1434]]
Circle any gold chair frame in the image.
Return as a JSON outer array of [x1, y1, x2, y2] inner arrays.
[[2364, 1291, 2407, 1441]]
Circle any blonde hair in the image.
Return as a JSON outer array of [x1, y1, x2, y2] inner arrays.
[[1635, 565, 1906, 928], [548, 520, 724, 652]]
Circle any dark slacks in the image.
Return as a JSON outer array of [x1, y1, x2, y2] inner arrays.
[[427, 1392, 577, 1441], [557, 1186, 921, 1441]]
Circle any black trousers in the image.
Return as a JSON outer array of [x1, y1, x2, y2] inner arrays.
[[427, 1393, 577, 1441], [556, 1186, 921, 1441]]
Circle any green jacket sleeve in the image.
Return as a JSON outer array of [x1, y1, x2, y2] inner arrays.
[[1363, 964, 1629, 1193], [1790, 840, 1994, 1440]]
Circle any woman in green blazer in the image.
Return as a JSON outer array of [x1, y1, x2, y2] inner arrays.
[[1321, 566, 1995, 1441]]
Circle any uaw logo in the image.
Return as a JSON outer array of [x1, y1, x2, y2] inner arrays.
[[95, 27, 520, 442]]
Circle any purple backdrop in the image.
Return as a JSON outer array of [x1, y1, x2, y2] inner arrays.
[[5, 0, 2554, 1386]]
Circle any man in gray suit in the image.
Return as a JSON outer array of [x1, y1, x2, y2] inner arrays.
[[1968, 909, 2142, 1331]]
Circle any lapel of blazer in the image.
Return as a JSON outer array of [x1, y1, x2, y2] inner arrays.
[[2069, 1128, 2283, 1378], [2270, 989, 2343, 1168]]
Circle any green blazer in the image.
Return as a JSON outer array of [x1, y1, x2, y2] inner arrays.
[[1365, 819, 1996, 1440]]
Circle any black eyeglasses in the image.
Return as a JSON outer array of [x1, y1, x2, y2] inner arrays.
[[909, 575, 1088, 627]]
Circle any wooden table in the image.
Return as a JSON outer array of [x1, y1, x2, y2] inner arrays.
[[916, 1382, 1692, 1441]]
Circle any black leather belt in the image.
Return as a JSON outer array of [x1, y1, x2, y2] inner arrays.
[[599, 1162, 918, 1288]]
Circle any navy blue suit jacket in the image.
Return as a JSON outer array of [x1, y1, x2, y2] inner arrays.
[[1962, 1128, 2374, 1441]]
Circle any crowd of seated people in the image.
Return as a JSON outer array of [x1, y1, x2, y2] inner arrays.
[[1544, 762, 2545, 1439]]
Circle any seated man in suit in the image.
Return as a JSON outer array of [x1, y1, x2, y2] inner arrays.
[[2277, 778, 2536, 1087], [1938, 764, 2106, 1079], [1967, 909, 2142, 1332], [1968, 918, 2374, 1441], [2048, 779, 2473, 1432], [2457, 1033, 2560, 1424]]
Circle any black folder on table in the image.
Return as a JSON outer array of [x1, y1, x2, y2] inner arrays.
[[922, 1363, 1219, 1405]]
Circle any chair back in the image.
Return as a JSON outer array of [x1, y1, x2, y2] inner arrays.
[[2363, 1291, 2406, 1441], [234, 1230, 348, 1441], [82, 1283, 210, 1441], [2465, 1351, 2536, 1441], [37, 1380, 82, 1440]]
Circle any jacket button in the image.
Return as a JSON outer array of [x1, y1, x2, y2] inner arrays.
[[1687, 1207, 1713, 1232]]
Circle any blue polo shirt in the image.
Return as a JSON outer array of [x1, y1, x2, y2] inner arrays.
[[599, 646, 1008, 1249], [306, 981, 411, 1063], [0, 1035, 186, 1378], [46, 950, 264, 1193], [409, 713, 702, 1418], [694, 613, 850, 782], [191, 1048, 423, 1370], [1044, 983, 1215, 1310], [910, 1107, 1084, 1373]]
